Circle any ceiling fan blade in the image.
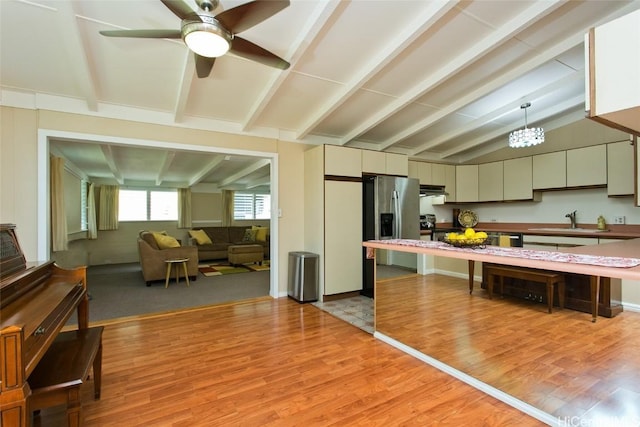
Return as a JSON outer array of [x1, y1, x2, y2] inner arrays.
[[195, 54, 216, 78], [230, 37, 290, 70], [160, 0, 201, 21], [215, 0, 289, 34], [100, 29, 182, 39]]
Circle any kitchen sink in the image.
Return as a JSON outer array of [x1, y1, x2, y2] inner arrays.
[[527, 227, 609, 233]]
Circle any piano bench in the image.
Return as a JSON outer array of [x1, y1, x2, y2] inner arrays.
[[28, 326, 104, 426], [485, 265, 565, 314]]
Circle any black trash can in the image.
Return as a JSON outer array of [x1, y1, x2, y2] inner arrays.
[[288, 251, 319, 303]]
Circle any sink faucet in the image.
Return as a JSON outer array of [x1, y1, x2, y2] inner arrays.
[[565, 210, 577, 229]]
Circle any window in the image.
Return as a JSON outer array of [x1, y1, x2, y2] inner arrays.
[[234, 192, 271, 220], [80, 180, 88, 231], [119, 189, 178, 221]]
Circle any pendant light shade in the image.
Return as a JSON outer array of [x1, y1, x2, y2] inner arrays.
[[509, 102, 544, 148]]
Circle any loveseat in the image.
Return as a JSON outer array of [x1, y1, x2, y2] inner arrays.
[[137, 231, 199, 285], [188, 226, 270, 262]]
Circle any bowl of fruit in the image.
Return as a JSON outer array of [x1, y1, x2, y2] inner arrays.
[[443, 228, 488, 248]]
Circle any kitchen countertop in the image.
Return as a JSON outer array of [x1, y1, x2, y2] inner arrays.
[[363, 238, 640, 281], [431, 222, 640, 239]]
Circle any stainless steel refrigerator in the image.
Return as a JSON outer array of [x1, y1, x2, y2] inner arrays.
[[362, 174, 420, 297]]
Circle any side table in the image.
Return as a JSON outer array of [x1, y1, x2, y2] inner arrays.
[[164, 258, 190, 288]]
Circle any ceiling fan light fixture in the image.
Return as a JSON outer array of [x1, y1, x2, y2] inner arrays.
[[508, 102, 544, 148], [183, 20, 231, 58]]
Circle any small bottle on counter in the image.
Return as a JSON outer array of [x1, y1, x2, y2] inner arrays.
[[597, 215, 606, 230]]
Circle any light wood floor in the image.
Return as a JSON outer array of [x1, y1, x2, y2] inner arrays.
[[35, 297, 545, 426], [377, 274, 640, 426]]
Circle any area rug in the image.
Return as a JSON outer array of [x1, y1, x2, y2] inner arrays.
[[199, 261, 270, 277]]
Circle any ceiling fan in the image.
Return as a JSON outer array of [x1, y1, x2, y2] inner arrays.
[[100, 0, 290, 78]]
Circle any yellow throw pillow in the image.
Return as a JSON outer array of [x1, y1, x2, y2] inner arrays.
[[188, 229, 212, 245], [153, 232, 181, 249], [252, 226, 268, 242]]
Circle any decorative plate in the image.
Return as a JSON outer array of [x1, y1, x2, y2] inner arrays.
[[458, 210, 478, 228]]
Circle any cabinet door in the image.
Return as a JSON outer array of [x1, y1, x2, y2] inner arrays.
[[567, 145, 606, 187], [431, 163, 445, 186], [455, 165, 478, 202], [362, 150, 386, 174], [386, 153, 408, 176], [503, 157, 533, 200], [408, 161, 420, 181], [325, 145, 361, 177], [586, 10, 640, 135], [324, 181, 363, 295], [607, 141, 634, 196], [478, 161, 503, 201], [533, 151, 566, 189], [444, 165, 456, 202]]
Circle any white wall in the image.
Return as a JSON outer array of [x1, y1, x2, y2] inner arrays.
[[434, 188, 640, 227]]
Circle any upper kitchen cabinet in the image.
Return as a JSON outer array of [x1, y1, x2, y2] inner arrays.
[[455, 165, 478, 202], [444, 165, 456, 202], [533, 151, 566, 190], [363, 151, 408, 176], [408, 161, 432, 184], [478, 161, 503, 202], [586, 9, 640, 137], [503, 157, 533, 200], [324, 145, 361, 177], [566, 145, 607, 187], [607, 140, 634, 196]]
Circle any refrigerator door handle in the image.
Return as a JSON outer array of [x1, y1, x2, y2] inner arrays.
[[392, 190, 400, 239]]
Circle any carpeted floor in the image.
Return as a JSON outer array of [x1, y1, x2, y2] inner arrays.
[[69, 262, 270, 325]]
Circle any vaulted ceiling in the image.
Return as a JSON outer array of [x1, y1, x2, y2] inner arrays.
[[2, 0, 638, 188]]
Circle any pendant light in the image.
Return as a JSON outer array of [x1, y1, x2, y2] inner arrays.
[[508, 102, 545, 148]]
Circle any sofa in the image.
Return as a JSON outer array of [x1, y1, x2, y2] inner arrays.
[[137, 231, 199, 286], [188, 226, 270, 262]]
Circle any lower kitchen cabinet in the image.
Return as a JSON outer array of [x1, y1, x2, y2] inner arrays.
[[481, 263, 622, 318]]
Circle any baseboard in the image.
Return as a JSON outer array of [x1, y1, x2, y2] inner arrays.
[[622, 301, 640, 312]]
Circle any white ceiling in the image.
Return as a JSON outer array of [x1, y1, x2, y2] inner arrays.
[[2, 0, 639, 189]]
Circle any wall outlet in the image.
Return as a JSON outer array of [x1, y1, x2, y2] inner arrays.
[[614, 216, 625, 224]]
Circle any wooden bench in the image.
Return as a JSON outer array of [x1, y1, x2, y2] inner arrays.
[[484, 265, 565, 314], [28, 326, 104, 426]]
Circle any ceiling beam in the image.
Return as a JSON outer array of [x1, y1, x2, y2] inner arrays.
[[100, 145, 124, 184], [295, 0, 459, 140], [242, 0, 343, 132], [439, 95, 585, 159], [155, 151, 176, 186], [218, 159, 270, 188], [188, 156, 226, 187], [56, 2, 99, 111], [413, 71, 585, 155], [338, 0, 566, 147], [459, 108, 587, 163], [245, 176, 271, 189], [173, 53, 197, 123]]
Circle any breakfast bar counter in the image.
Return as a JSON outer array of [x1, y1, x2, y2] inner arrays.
[[363, 238, 640, 322], [365, 238, 640, 424]]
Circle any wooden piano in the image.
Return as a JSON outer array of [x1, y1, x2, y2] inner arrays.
[[0, 224, 91, 426]]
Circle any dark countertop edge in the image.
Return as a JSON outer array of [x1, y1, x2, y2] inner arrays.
[[430, 222, 640, 239]]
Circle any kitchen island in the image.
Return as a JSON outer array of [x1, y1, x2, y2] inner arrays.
[[364, 238, 640, 425], [365, 238, 640, 321]]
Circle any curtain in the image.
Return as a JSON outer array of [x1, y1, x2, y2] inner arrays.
[[221, 190, 234, 226], [87, 182, 98, 239], [178, 188, 192, 229], [50, 156, 68, 252], [98, 185, 119, 230]]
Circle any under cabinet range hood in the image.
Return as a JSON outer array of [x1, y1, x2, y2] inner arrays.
[[419, 185, 448, 197]]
